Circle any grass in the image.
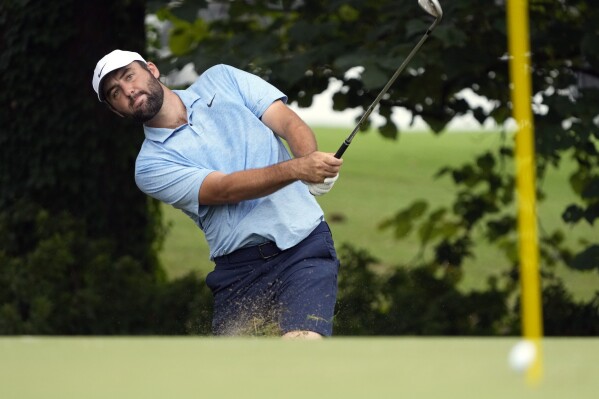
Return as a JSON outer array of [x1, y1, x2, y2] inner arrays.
[[1, 337, 598, 398], [159, 128, 598, 299]]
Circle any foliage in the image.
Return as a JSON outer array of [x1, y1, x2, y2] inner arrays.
[[0, 201, 213, 334], [538, 282, 599, 336], [335, 243, 598, 336], [334, 244, 511, 335]]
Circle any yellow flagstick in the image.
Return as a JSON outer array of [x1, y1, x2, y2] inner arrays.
[[506, 0, 544, 384]]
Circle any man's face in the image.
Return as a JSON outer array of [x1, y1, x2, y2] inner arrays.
[[102, 62, 164, 123]]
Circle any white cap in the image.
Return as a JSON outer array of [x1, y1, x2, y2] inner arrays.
[[92, 50, 146, 101]]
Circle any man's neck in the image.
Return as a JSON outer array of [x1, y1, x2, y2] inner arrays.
[[144, 87, 187, 129]]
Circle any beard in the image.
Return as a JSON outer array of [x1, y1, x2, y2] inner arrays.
[[131, 74, 164, 123]]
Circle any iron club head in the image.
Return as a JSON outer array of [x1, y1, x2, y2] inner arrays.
[[418, 0, 443, 19]]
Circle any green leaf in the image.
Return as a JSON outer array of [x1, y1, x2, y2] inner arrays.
[[407, 200, 429, 218], [168, 18, 209, 56], [562, 204, 584, 224], [361, 61, 390, 90], [379, 120, 398, 140], [476, 152, 495, 173], [334, 52, 368, 73], [169, 22, 195, 56], [434, 167, 452, 179], [379, 201, 428, 240], [155, 8, 171, 21], [331, 91, 349, 112], [569, 245, 599, 271], [569, 168, 589, 196], [452, 165, 478, 186], [392, 218, 413, 239], [584, 203, 599, 225], [338, 4, 359, 22], [418, 218, 459, 244], [582, 176, 599, 199]]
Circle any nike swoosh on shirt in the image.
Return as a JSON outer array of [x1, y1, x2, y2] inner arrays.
[[207, 93, 216, 107]]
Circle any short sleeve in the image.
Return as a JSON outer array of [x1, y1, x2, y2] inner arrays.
[[188, 64, 288, 119], [135, 156, 212, 216], [224, 65, 288, 117]]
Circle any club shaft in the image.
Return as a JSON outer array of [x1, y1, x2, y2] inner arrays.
[[334, 17, 441, 159]]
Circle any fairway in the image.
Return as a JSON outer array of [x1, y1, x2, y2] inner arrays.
[[1, 337, 597, 399]]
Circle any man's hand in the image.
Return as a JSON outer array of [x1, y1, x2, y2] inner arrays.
[[261, 101, 343, 197], [307, 174, 339, 196], [297, 152, 342, 196], [296, 152, 342, 183]]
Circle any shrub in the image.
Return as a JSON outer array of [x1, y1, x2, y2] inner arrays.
[[334, 243, 598, 336], [334, 244, 510, 335], [0, 201, 213, 335]]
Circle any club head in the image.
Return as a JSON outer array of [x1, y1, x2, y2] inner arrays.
[[418, 0, 443, 19]]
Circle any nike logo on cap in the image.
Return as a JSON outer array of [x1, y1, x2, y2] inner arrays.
[[98, 63, 107, 78]]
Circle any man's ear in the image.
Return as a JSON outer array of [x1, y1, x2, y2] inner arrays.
[[146, 62, 160, 79]]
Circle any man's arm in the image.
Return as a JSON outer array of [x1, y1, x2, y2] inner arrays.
[[198, 100, 342, 205], [261, 100, 317, 157]]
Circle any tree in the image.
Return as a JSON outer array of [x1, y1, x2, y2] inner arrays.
[[1, 0, 151, 264], [0, 0, 212, 334]]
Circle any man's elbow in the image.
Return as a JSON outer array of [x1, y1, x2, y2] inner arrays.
[[199, 175, 244, 205]]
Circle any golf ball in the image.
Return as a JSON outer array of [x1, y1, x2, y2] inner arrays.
[[508, 340, 537, 372]]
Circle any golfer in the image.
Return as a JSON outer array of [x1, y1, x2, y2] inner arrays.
[[92, 50, 343, 338]]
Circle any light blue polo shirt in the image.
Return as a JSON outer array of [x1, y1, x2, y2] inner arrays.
[[135, 64, 324, 259]]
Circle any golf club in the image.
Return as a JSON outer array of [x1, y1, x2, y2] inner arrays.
[[334, 0, 443, 158]]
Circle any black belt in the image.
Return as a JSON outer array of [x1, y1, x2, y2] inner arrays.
[[215, 241, 281, 264], [214, 222, 329, 265]]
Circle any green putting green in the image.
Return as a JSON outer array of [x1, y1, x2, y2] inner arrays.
[[1, 337, 597, 398]]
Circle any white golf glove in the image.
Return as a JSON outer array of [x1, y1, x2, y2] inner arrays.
[[307, 174, 339, 196]]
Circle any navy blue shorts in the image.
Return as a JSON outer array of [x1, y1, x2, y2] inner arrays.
[[207, 222, 340, 336]]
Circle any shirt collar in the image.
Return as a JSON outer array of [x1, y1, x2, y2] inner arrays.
[[142, 89, 202, 143]]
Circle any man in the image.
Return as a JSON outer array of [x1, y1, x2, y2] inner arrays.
[[92, 50, 343, 338]]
